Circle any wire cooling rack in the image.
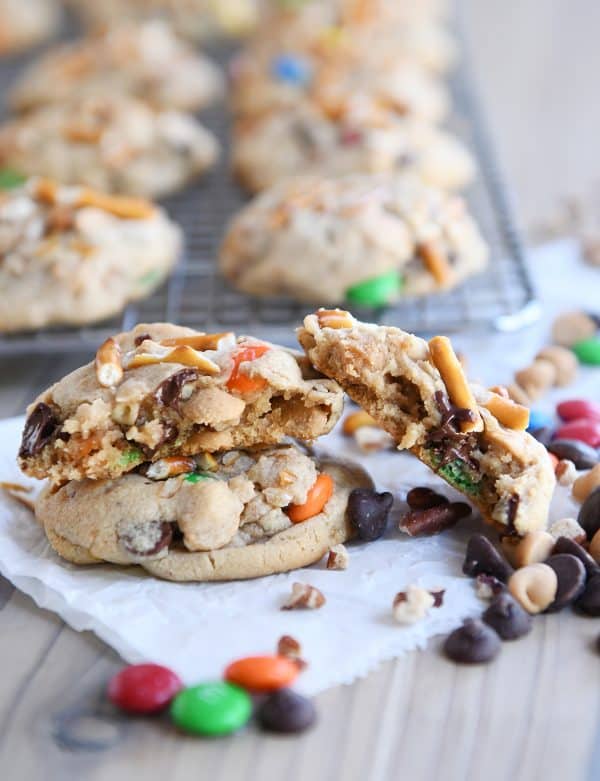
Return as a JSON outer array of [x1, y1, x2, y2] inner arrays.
[[0, 17, 539, 355]]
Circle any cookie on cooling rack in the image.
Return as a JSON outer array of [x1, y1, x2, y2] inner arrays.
[[0, 178, 181, 333], [220, 174, 488, 304], [10, 21, 224, 114], [68, 0, 258, 41], [0, 0, 60, 55], [298, 310, 555, 536], [0, 94, 219, 198], [18, 323, 343, 484], [232, 104, 475, 193], [37, 443, 372, 580]]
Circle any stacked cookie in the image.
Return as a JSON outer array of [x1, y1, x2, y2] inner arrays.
[[224, 0, 488, 307], [21, 323, 373, 580]]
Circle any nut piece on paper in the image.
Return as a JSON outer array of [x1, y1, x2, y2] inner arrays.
[[282, 582, 326, 610], [326, 544, 349, 570], [392, 585, 444, 625]]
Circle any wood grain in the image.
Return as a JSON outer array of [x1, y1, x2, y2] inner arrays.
[[2, 3, 600, 779]]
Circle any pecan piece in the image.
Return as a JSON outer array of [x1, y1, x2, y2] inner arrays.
[[282, 582, 325, 610]]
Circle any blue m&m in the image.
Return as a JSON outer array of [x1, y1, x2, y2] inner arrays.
[[271, 55, 312, 85]]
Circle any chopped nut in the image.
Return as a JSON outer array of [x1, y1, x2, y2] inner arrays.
[[342, 410, 377, 435], [282, 582, 326, 610], [145, 456, 197, 480], [514, 360, 556, 400], [572, 465, 600, 503], [95, 337, 123, 388], [551, 311, 597, 348], [535, 346, 578, 386], [417, 240, 455, 287], [277, 634, 302, 659], [392, 585, 439, 624], [196, 452, 218, 471], [316, 308, 354, 329], [475, 574, 505, 600], [555, 459, 577, 486], [428, 336, 482, 432], [326, 544, 349, 570], [484, 393, 530, 430], [160, 332, 235, 351], [548, 517, 587, 544]]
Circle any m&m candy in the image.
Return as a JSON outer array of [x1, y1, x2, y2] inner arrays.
[[108, 664, 183, 714], [170, 682, 252, 736]]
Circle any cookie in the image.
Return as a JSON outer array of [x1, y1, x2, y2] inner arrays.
[[37, 445, 373, 581], [0, 94, 219, 198], [298, 310, 555, 535], [0, 178, 181, 332], [220, 174, 488, 303], [232, 105, 475, 193], [68, 0, 258, 42], [0, 0, 60, 55], [19, 323, 344, 484], [10, 21, 224, 114], [231, 46, 450, 125]]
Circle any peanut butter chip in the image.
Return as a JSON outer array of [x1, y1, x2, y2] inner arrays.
[[508, 563, 557, 614], [428, 336, 481, 432]]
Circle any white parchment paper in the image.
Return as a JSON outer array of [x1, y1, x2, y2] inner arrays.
[[0, 239, 594, 694]]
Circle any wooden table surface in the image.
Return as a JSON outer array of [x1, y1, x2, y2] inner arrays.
[[2, 3, 600, 780]]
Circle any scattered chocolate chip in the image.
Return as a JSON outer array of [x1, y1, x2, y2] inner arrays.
[[475, 573, 506, 600], [462, 534, 513, 582], [257, 689, 317, 734], [430, 589, 445, 607], [134, 332, 152, 346], [529, 427, 553, 447], [347, 488, 393, 541], [544, 554, 587, 611], [19, 402, 60, 458], [482, 593, 532, 640], [552, 536, 599, 577], [575, 573, 600, 617], [443, 618, 501, 664], [406, 486, 448, 510], [577, 487, 600, 540], [154, 369, 198, 407], [547, 439, 598, 470], [118, 520, 173, 557], [399, 502, 471, 537]]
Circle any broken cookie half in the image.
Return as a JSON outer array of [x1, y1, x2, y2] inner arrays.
[[37, 444, 373, 581], [298, 310, 555, 536], [19, 323, 343, 484]]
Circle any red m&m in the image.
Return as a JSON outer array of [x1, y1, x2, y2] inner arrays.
[[108, 664, 183, 714]]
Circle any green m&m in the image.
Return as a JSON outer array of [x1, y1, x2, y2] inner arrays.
[[572, 337, 600, 365], [0, 169, 26, 190], [345, 271, 403, 308], [170, 682, 252, 736]]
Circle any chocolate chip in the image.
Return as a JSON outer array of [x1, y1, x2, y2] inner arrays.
[[430, 589, 445, 607], [482, 593, 532, 640], [399, 502, 471, 537], [118, 520, 173, 557], [575, 573, 600, 617], [552, 536, 599, 577], [443, 618, 501, 664], [529, 427, 553, 447], [406, 486, 448, 510], [577, 487, 600, 540], [545, 554, 587, 611], [134, 332, 152, 346], [257, 689, 317, 734], [19, 402, 60, 458], [347, 488, 393, 541], [462, 535, 513, 582], [154, 369, 198, 407], [547, 439, 598, 470]]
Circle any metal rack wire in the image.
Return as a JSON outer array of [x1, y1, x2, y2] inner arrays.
[[0, 20, 539, 355]]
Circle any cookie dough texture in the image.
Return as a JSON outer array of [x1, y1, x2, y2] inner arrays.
[[19, 323, 344, 484], [0, 95, 219, 198], [10, 21, 224, 114], [37, 446, 373, 581], [232, 106, 475, 194], [68, 0, 258, 41], [0, 179, 181, 332], [220, 174, 488, 302], [298, 312, 555, 535], [0, 0, 60, 55]]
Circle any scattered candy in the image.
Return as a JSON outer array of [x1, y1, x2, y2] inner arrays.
[[544, 554, 587, 611], [0, 168, 26, 189], [554, 419, 600, 447], [572, 464, 600, 502], [572, 337, 600, 365], [443, 619, 501, 664], [527, 409, 553, 432], [508, 563, 557, 614], [282, 581, 326, 610], [547, 439, 598, 470], [257, 689, 316, 734], [406, 486, 448, 510], [557, 399, 600, 423], [399, 502, 471, 537], [345, 271, 404, 308], [271, 54, 312, 85], [552, 536, 599, 576], [482, 593, 532, 640], [347, 488, 393, 541], [107, 664, 182, 714], [287, 473, 334, 523], [170, 682, 252, 736], [462, 534, 513, 582], [577, 487, 600, 540], [575, 573, 600, 617], [225, 655, 299, 692], [552, 311, 597, 348]]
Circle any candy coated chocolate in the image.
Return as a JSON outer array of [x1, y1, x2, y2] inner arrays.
[[257, 689, 317, 734], [170, 682, 252, 736], [108, 664, 182, 714]]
